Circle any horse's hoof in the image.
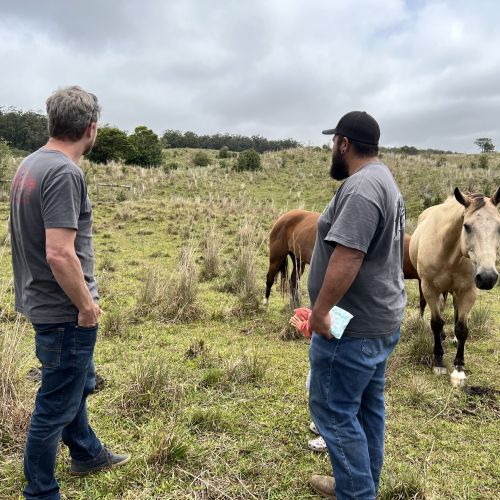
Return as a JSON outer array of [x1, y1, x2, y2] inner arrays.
[[262, 298, 269, 307], [433, 366, 447, 376], [450, 369, 466, 387]]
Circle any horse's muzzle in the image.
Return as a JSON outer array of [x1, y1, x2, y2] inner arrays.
[[475, 270, 499, 290]]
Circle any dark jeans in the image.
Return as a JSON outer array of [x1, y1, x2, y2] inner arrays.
[[24, 322, 102, 500], [309, 328, 400, 500]]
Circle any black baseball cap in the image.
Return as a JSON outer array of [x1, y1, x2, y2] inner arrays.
[[322, 111, 380, 146]]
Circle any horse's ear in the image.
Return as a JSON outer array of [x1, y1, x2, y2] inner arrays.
[[454, 187, 470, 207], [491, 186, 500, 206]]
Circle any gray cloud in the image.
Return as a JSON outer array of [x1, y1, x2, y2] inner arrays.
[[1, 0, 500, 151]]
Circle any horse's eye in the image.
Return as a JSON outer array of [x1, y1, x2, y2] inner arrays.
[[463, 223, 472, 233]]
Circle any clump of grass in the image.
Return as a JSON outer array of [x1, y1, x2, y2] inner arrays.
[[402, 312, 434, 367], [229, 221, 262, 314], [135, 266, 166, 317], [0, 318, 31, 450], [157, 244, 202, 322], [100, 306, 127, 337], [200, 224, 221, 280], [468, 302, 492, 339], [199, 368, 225, 388], [379, 466, 428, 499], [188, 408, 229, 433], [200, 351, 268, 390], [147, 428, 188, 468], [98, 254, 116, 272], [121, 355, 180, 413], [405, 375, 438, 409], [184, 339, 207, 360], [226, 351, 268, 384], [96, 269, 112, 299]]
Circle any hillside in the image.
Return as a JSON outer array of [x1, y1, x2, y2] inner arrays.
[[1, 148, 499, 499]]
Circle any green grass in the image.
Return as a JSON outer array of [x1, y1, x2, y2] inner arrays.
[[0, 148, 499, 498]]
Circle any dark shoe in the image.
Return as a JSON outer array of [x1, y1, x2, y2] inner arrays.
[[70, 446, 130, 476], [310, 474, 336, 499]]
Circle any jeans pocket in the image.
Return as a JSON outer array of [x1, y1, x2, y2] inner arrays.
[[35, 327, 65, 368], [361, 338, 382, 357], [75, 325, 98, 369]]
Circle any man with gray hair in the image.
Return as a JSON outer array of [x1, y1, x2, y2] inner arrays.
[[10, 86, 129, 500]]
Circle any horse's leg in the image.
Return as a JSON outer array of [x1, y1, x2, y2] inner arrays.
[[422, 280, 447, 375], [450, 287, 476, 387], [289, 253, 301, 307], [290, 258, 306, 308], [265, 244, 288, 306], [418, 279, 426, 317]]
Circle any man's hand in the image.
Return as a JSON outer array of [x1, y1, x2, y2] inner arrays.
[[78, 303, 101, 328], [309, 310, 333, 340]]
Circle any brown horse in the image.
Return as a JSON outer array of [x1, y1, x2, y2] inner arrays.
[[409, 187, 500, 385], [265, 209, 425, 312]]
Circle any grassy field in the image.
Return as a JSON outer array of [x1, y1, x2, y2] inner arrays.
[[0, 148, 499, 499]]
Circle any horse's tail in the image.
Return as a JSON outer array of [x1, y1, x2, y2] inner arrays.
[[279, 254, 289, 295]]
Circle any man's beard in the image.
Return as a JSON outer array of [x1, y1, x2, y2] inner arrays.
[[329, 148, 349, 180]]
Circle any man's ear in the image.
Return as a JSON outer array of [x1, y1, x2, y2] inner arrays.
[[88, 122, 97, 137]]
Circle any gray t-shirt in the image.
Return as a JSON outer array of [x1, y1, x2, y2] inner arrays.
[[307, 162, 407, 337], [10, 148, 98, 323]]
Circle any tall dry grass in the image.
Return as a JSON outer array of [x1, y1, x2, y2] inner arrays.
[[135, 243, 202, 322], [0, 316, 31, 451]]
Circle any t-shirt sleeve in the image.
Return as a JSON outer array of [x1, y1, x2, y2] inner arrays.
[[325, 192, 381, 253], [41, 172, 84, 229]]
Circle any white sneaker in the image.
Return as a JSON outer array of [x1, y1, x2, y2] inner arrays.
[[308, 436, 327, 452], [309, 421, 320, 435]]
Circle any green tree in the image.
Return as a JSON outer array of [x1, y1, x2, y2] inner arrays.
[[0, 108, 48, 152], [126, 126, 163, 167], [87, 126, 130, 164], [474, 137, 495, 153], [234, 149, 261, 171]]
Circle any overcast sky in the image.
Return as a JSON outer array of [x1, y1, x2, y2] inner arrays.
[[1, 0, 499, 152]]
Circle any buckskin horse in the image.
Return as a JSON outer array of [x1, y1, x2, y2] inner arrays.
[[265, 209, 425, 312], [409, 187, 500, 386]]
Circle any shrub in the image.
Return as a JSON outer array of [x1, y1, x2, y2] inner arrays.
[[163, 161, 179, 173], [193, 151, 210, 167], [218, 146, 229, 158], [478, 155, 489, 169], [234, 149, 261, 171]]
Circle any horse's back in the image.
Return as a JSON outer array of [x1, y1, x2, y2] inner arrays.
[[269, 209, 319, 263]]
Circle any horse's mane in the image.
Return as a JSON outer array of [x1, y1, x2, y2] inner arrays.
[[464, 192, 486, 212]]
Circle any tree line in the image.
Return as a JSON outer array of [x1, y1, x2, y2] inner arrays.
[[161, 129, 300, 152]]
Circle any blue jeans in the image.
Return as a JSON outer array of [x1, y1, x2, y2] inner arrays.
[[24, 322, 103, 500], [309, 328, 400, 500]]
